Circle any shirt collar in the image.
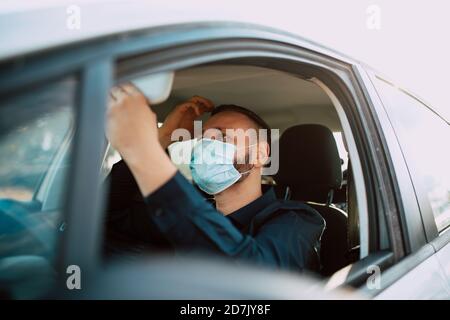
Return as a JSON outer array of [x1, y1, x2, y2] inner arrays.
[[227, 187, 277, 229]]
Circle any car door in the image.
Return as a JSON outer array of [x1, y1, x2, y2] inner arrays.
[[0, 44, 111, 298], [434, 231, 450, 290], [361, 70, 450, 299]]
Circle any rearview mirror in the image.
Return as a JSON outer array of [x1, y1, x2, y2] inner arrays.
[[131, 72, 174, 105]]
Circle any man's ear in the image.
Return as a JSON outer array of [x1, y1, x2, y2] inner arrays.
[[255, 141, 270, 168]]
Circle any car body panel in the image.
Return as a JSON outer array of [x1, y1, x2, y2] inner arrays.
[[0, 0, 358, 65], [436, 242, 450, 286], [375, 253, 450, 299]]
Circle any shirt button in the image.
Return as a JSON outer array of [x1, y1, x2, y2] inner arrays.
[[154, 208, 163, 217]]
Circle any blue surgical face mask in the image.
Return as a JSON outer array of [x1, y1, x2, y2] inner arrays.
[[189, 138, 253, 195]]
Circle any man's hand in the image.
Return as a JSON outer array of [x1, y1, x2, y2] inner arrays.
[[158, 96, 214, 149], [106, 84, 160, 164], [106, 84, 176, 196]]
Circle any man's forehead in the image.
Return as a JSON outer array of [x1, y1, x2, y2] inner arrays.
[[203, 111, 255, 131]]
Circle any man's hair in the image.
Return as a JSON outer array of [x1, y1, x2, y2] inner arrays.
[[210, 104, 271, 149]]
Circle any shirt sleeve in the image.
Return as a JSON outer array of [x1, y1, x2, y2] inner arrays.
[[144, 171, 324, 271]]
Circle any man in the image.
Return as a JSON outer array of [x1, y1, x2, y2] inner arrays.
[[104, 84, 325, 272]]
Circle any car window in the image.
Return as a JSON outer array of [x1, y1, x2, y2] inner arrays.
[[375, 78, 450, 232], [0, 77, 77, 298]]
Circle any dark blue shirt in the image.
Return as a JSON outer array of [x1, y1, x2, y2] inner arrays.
[[105, 161, 325, 272]]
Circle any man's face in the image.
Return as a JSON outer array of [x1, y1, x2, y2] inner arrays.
[[201, 111, 267, 168]]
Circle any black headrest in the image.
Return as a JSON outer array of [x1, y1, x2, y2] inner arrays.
[[274, 124, 342, 203]]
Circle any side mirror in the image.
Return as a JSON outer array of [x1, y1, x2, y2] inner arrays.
[[131, 72, 174, 105]]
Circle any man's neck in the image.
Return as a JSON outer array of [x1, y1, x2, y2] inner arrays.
[[214, 173, 262, 215]]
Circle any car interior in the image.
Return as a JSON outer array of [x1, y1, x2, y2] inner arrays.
[[103, 64, 363, 277]]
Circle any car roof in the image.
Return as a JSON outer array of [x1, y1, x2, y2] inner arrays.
[[0, 0, 360, 64]]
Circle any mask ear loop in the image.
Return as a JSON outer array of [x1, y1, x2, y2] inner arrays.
[[238, 167, 254, 178], [234, 143, 258, 177]]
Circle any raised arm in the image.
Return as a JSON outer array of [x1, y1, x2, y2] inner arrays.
[[105, 84, 323, 271]]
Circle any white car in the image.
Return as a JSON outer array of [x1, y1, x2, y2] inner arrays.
[[0, 0, 449, 300]]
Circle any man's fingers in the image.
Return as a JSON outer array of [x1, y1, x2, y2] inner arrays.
[[110, 86, 126, 101], [121, 83, 142, 96], [190, 96, 214, 110], [187, 103, 206, 117], [176, 102, 198, 113], [176, 97, 214, 116], [189, 96, 214, 112], [193, 104, 202, 117]]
